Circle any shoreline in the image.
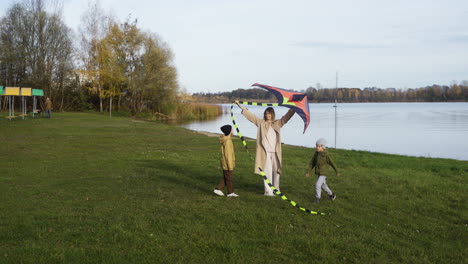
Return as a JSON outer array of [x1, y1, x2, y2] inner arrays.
[[192, 129, 466, 161]]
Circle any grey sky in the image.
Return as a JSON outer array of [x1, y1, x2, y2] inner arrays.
[[1, 0, 467, 93]]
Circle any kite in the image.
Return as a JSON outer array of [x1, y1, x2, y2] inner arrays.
[[252, 83, 310, 133]]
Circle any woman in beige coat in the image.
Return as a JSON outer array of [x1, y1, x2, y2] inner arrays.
[[235, 101, 295, 196]]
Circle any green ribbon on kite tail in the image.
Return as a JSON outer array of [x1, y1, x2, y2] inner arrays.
[[231, 102, 326, 216]]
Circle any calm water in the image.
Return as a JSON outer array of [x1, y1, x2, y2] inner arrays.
[[182, 102, 468, 161]]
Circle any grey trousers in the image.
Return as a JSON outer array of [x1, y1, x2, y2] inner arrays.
[[264, 152, 280, 195], [316, 175, 332, 199]]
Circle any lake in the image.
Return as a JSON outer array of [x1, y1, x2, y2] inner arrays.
[[182, 102, 468, 161]]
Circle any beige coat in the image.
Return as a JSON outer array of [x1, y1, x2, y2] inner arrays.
[[240, 106, 295, 175], [220, 134, 235, 170]]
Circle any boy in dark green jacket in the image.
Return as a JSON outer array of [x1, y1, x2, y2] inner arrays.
[[305, 138, 339, 203]]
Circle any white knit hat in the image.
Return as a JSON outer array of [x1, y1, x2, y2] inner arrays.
[[316, 138, 327, 146]]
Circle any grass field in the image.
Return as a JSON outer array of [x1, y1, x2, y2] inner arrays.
[[0, 112, 466, 263]]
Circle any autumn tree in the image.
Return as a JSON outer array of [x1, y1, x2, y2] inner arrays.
[[98, 23, 127, 117], [80, 17, 179, 115], [78, 1, 111, 112], [137, 33, 179, 114]]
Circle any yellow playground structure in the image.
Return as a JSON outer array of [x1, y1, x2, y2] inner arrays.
[[0, 86, 44, 120]]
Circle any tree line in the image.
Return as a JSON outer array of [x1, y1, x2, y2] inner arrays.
[[2, 0, 466, 116], [193, 83, 468, 103], [0, 0, 179, 116]]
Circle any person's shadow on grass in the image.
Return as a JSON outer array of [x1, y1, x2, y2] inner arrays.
[[135, 159, 262, 196]]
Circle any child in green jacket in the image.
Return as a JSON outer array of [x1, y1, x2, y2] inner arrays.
[[305, 138, 339, 203], [213, 125, 239, 197]]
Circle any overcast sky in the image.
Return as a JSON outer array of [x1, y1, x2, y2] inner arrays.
[[1, 0, 467, 93]]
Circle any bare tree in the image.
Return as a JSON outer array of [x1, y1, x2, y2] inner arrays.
[[0, 0, 74, 107]]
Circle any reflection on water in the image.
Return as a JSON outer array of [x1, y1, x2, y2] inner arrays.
[[182, 102, 468, 161]]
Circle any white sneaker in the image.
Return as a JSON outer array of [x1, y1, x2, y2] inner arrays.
[[227, 193, 239, 197], [264, 193, 275, 196], [213, 189, 224, 196]]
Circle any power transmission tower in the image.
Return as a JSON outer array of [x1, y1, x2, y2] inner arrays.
[[334, 71, 338, 148], [334, 99, 337, 148], [336, 71, 338, 90]]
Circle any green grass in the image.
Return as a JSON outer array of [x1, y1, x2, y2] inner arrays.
[[0, 113, 466, 263]]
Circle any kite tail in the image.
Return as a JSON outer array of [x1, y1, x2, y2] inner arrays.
[[259, 168, 326, 216], [231, 101, 326, 216]]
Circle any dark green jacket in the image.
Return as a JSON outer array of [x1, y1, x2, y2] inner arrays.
[[309, 151, 338, 176]]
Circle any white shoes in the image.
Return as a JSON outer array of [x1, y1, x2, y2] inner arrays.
[[214, 189, 239, 197], [213, 189, 224, 196], [264, 193, 275, 196]]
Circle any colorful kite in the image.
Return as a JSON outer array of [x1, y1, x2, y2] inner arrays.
[[252, 83, 310, 133]]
